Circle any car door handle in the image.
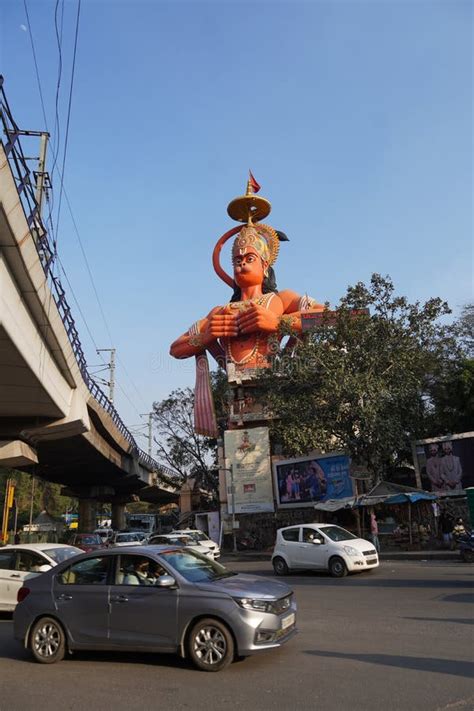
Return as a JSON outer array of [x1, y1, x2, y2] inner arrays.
[[56, 594, 73, 601], [111, 595, 129, 603], [10, 573, 22, 578]]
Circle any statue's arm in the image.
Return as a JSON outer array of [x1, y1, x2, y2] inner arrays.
[[278, 289, 325, 334], [170, 307, 238, 359]]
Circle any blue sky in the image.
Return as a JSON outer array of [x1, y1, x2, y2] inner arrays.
[[1, 0, 472, 443]]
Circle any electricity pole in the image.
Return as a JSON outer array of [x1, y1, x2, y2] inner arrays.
[[35, 131, 49, 216], [96, 348, 116, 404], [140, 412, 153, 457]]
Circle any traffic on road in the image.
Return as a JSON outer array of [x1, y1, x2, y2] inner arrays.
[[0, 558, 472, 711]]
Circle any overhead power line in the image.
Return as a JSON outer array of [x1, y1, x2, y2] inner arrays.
[[55, 0, 81, 249], [23, 0, 48, 131], [21, 1, 149, 417]]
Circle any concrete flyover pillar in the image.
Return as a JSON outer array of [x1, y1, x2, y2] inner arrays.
[[111, 502, 126, 531], [78, 499, 97, 532]]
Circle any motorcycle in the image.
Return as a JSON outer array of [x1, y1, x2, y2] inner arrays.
[[236, 532, 261, 551], [458, 533, 474, 563]]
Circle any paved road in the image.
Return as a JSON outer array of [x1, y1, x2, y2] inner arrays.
[[0, 560, 472, 711]]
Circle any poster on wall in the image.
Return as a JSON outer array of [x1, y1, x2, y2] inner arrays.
[[273, 452, 353, 509], [413, 432, 474, 494], [224, 427, 274, 513]]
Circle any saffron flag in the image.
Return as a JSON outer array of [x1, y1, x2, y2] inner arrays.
[[248, 170, 261, 193]]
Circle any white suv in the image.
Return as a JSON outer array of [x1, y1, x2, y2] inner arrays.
[[148, 533, 213, 558], [272, 523, 379, 578], [171, 529, 220, 559]]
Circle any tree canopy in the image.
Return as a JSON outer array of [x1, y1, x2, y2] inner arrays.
[[259, 274, 466, 481]]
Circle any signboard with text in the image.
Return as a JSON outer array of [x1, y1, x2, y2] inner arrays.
[[224, 427, 274, 513]]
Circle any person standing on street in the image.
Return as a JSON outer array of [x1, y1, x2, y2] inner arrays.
[[370, 511, 380, 553], [438, 510, 453, 548]]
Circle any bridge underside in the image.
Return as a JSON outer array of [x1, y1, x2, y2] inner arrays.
[[0, 130, 178, 523]]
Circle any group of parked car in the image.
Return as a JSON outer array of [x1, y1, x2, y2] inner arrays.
[[0, 522, 384, 672]]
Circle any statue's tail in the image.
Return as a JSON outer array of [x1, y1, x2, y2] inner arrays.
[[194, 353, 218, 438]]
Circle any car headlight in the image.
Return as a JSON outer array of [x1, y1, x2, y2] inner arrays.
[[235, 598, 276, 613], [343, 545, 361, 557]]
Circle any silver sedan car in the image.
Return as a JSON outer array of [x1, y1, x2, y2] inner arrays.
[[13, 545, 297, 672]]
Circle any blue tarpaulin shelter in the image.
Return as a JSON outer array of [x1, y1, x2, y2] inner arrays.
[[384, 492, 437, 505]]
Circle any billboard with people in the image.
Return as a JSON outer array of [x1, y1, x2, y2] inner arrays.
[[273, 452, 353, 509], [413, 432, 474, 494]]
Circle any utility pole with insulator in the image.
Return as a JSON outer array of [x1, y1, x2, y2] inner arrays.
[[96, 348, 116, 404], [140, 412, 153, 457]]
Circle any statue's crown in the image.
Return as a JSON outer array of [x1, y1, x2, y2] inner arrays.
[[232, 224, 279, 266]]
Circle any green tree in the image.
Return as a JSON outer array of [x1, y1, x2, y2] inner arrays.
[[425, 304, 474, 435], [260, 274, 461, 482], [0, 468, 76, 528], [152, 372, 229, 500]]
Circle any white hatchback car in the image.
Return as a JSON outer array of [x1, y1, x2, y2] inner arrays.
[[0, 543, 82, 611], [171, 529, 220, 559], [272, 523, 379, 578]]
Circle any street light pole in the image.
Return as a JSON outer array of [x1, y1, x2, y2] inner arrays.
[[229, 464, 237, 553], [222, 462, 237, 553]]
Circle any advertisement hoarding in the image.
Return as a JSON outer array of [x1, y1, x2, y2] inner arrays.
[[224, 427, 274, 513], [413, 432, 474, 494], [273, 452, 353, 509]]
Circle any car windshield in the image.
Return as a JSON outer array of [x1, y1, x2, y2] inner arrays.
[[79, 535, 102, 545], [187, 532, 209, 542], [165, 537, 189, 545], [321, 526, 357, 542], [160, 549, 235, 583], [44, 547, 82, 563], [117, 534, 139, 542]]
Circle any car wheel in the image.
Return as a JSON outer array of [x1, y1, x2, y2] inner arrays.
[[273, 557, 289, 576], [30, 617, 66, 664], [329, 556, 347, 578], [188, 618, 234, 672]]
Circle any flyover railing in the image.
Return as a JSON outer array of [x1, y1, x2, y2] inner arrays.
[[0, 76, 178, 484]]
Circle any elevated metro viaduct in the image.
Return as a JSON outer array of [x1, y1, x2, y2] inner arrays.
[[0, 94, 178, 530]]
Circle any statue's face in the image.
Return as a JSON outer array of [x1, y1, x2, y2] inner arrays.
[[233, 247, 266, 288]]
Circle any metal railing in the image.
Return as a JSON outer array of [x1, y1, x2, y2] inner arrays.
[[0, 76, 178, 484]]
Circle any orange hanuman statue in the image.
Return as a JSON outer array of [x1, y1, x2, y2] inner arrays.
[[170, 177, 324, 435]]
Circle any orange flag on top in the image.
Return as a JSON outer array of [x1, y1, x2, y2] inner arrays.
[[248, 170, 261, 193]]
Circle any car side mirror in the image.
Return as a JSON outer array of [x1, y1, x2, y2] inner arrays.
[[38, 564, 52, 572], [312, 539, 322, 545], [156, 574, 176, 588]]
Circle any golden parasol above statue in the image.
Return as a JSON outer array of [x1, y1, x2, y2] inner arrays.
[[227, 171, 272, 224]]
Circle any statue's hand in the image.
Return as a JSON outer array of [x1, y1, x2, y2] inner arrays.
[[237, 303, 280, 334], [204, 312, 239, 339]]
